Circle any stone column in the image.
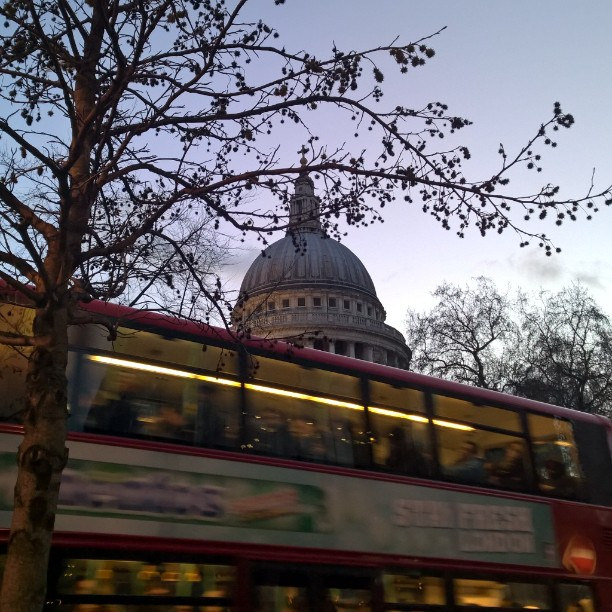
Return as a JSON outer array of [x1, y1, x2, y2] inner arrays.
[[328, 340, 335, 354], [364, 345, 374, 362], [347, 341, 355, 358]]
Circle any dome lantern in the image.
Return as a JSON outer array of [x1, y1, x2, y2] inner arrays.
[[288, 152, 322, 233], [288, 173, 322, 233]]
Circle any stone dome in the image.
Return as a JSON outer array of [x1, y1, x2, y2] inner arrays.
[[240, 231, 378, 300], [233, 169, 411, 370]]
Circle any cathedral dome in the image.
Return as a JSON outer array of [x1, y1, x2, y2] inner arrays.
[[240, 231, 378, 299], [233, 168, 410, 370]]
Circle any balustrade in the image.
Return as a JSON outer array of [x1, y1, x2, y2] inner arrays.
[[248, 309, 404, 343]]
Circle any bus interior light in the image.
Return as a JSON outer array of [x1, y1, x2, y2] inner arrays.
[[244, 383, 363, 411], [368, 406, 429, 423], [432, 419, 475, 432], [90, 354, 365, 412], [88, 354, 241, 387], [89, 354, 477, 428]]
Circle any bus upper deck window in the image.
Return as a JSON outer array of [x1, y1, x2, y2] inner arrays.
[[528, 414, 583, 498], [244, 383, 367, 467], [368, 381, 431, 478], [72, 353, 241, 450], [434, 395, 521, 432], [244, 356, 366, 467], [247, 356, 362, 401], [433, 395, 529, 490]]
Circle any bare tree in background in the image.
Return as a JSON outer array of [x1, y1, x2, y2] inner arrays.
[[407, 280, 612, 416], [405, 277, 516, 389], [0, 0, 610, 608], [512, 284, 612, 416]]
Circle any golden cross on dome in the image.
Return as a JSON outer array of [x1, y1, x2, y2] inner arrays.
[[298, 145, 308, 166]]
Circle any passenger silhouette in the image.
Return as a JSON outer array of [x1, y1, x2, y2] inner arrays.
[[386, 425, 423, 475], [444, 440, 485, 484], [488, 440, 526, 489]]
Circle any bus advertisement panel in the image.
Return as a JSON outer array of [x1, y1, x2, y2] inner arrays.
[[0, 433, 558, 569]]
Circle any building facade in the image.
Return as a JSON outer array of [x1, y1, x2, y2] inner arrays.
[[233, 171, 411, 369]]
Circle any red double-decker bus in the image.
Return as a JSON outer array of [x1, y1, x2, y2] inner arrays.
[[0, 294, 610, 611]]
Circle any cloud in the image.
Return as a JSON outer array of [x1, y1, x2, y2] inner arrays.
[[511, 251, 608, 296], [512, 251, 565, 284], [573, 270, 605, 290]]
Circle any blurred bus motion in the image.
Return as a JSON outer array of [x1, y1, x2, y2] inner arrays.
[[0, 290, 610, 611]]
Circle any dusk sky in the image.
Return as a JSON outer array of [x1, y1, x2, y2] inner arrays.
[[223, 0, 612, 331]]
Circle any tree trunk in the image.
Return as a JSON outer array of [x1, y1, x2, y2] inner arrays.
[[0, 305, 69, 612]]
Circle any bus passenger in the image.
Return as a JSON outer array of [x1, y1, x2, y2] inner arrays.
[[318, 592, 337, 612], [543, 459, 576, 497], [144, 573, 171, 596], [385, 425, 423, 476], [144, 404, 187, 441], [330, 418, 355, 466], [487, 440, 526, 489], [257, 408, 294, 457], [350, 423, 372, 469], [289, 417, 329, 462], [309, 428, 330, 462], [84, 372, 138, 436], [444, 440, 485, 484], [196, 384, 227, 448], [72, 576, 100, 611]]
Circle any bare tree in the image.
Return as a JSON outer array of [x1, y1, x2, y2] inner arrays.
[[406, 280, 612, 416], [405, 277, 516, 389], [0, 0, 610, 608], [118, 220, 232, 321], [512, 284, 612, 416]]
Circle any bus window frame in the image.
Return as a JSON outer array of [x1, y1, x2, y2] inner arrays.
[[524, 411, 585, 502], [67, 346, 243, 444], [428, 391, 534, 494]]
